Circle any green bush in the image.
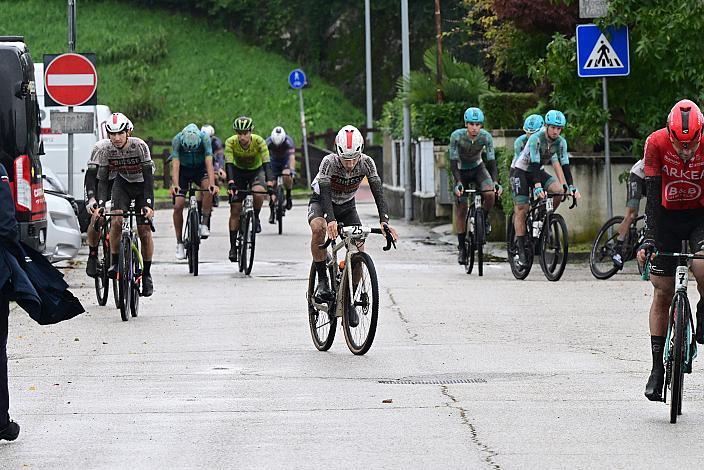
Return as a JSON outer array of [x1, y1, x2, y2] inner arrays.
[[479, 92, 539, 129], [415, 102, 467, 144], [495, 147, 514, 215]]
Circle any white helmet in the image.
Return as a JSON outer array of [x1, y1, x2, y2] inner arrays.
[[126, 118, 134, 132], [201, 124, 215, 137], [106, 112, 130, 133], [270, 126, 286, 146], [335, 125, 364, 160]]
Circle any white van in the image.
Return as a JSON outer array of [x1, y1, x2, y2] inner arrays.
[[34, 63, 112, 202]]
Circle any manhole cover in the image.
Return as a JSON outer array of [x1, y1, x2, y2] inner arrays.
[[379, 378, 486, 385]]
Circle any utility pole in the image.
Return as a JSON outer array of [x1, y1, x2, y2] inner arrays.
[[365, 0, 374, 143], [434, 0, 444, 103], [401, 0, 412, 221]]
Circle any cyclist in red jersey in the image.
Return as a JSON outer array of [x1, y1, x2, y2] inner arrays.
[[637, 99, 704, 401]]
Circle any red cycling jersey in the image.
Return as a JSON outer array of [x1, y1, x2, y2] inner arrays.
[[644, 128, 704, 210]]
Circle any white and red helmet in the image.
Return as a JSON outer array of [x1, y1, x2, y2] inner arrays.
[[106, 112, 130, 133], [335, 125, 364, 160]]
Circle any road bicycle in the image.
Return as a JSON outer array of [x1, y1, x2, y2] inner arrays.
[[642, 242, 702, 423], [307, 223, 396, 355], [270, 174, 287, 235], [93, 202, 118, 306], [507, 192, 576, 281], [231, 188, 270, 275], [589, 214, 645, 279], [103, 201, 154, 321], [176, 186, 210, 276], [460, 188, 495, 277]]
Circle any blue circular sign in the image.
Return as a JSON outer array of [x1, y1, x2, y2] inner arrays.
[[288, 69, 306, 89]]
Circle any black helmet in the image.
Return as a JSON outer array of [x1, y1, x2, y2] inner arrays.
[[233, 116, 254, 132]]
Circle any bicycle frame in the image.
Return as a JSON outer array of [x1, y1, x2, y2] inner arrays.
[[326, 226, 372, 318]]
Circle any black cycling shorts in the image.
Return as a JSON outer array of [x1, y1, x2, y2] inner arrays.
[[177, 165, 208, 196], [456, 165, 493, 203], [650, 208, 704, 277], [307, 196, 361, 226], [509, 167, 558, 204], [111, 176, 150, 225], [626, 173, 646, 209], [229, 167, 267, 203]]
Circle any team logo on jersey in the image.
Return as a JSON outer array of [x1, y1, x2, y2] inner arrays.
[[665, 180, 702, 201]]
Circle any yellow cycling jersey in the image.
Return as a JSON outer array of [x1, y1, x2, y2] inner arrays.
[[224, 134, 270, 170]]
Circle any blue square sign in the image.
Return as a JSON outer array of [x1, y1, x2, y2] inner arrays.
[[577, 24, 630, 77]]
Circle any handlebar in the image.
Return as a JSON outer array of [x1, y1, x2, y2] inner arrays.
[[96, 209, 156, 232], [640, 249, 704, 280], [318, 223, 397, 251], [535, 192, 578, 209]]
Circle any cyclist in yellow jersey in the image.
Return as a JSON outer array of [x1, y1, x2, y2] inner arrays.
[[224, 116, 274, 262]]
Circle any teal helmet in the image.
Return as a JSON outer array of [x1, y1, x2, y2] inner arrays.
[[523, 114, 544, 133], [233, 116, 254, 132], [545, 110, 566, 127], [180, 123, 201, 151], [464, 107, 484, 124]]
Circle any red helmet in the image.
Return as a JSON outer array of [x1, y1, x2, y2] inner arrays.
[[667, 99, 703, 144]]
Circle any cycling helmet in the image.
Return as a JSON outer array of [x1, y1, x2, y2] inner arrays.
[[201, 124, 215, 137], [106, 112, 130, 133], [126, 118, 134, 133], [270, 126, 286, 146], [463, 107, 484, 124], [545, 110, 566, 127], [523, 114, 544, 133], [180, 123, 201, 151], [233, 116, 254, 132], [335, 125, 364, 160], [667, 99, 703, 144]]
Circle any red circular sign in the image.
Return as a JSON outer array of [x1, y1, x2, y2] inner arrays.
[[44, 53, 98, 106]]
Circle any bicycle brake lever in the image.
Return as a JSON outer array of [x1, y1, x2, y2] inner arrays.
[[569, 196, 577, 209]]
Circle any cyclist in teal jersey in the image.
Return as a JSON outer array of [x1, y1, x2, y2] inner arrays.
[[449, 107, 502, 264], [509, 110, 581, 265], [513, 114, 544, 164], [169, 123, 218, 260]]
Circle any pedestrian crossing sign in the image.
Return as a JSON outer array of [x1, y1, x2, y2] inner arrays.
[[577, 24, 630, 77]]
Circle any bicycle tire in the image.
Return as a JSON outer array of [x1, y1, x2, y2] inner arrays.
[[539, 213, 568, 281], [113, 278, 119, 308], [464, 206, 475, 274], [475, 208, 484, 277], [343, 252, 379, 355], [277, 185, 284, 235], [95, 229, 110, 306], [506, 212, 532, 280], [119, 235, 131, 322], [307, 261, 337, 351], [186, 217, 193, 274], [244, 212, 256, 275], [589, 216, 624, 280], [189, 209, 200, 276], [238, 214, 248, 273], [670, 293, 688, 423], [130, 241, 140, 318]]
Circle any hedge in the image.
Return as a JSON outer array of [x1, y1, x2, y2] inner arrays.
[[479, 92, 539, 129], [415, 102, 467, 144]]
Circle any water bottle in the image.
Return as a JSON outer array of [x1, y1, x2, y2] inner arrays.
[[532, 220, 542, 238], [469, 216, 475, 234]]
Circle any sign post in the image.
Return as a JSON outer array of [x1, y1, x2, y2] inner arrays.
[[288, 69, 312, 187], [577, 24, 629, 220]]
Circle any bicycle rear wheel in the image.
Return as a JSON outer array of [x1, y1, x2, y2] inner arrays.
[[589, 216, 624, 280], [464, 207, 475, 274], [276, 185, 284, 235], [539, 214, 568, 281], [307, 261, 337, 351], [130, 242, 140, 318], [343, 252, 379, 355], [238, 214, 248, 273], [119, 235, 131, 322], [506, 212, 532, 280], [475, 208, 485, 277], [189, 209, 200, 276], [95, 230, 110, 306], [240, 212, 256, 275], [670, 293, 688, 423]]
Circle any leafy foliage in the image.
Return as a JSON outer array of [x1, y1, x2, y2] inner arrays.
[[479, 92, 539, 129], [415, 102, 467, 144]]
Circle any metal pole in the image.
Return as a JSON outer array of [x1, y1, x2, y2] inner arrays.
[[401, 0, 412, 221], [602, 77, 612, 219], [299, 88, 312, 187], [365, 0, 373, 144], [434, 0, 444, 104], [67, 0, 76, 197]]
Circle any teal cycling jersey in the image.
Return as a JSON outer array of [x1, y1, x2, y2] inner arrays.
[[512, 129, 568, 171], [171, 128, 213, 168], [449, 128, 495, 170], [513, 134, 530, 165]]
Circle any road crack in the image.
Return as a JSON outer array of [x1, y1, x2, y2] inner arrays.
[[387, 288, 418, 342], [440, 385, 501, 470]]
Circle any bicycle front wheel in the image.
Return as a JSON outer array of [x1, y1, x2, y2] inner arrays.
[[130, 242, 140, 318], [343, 252, 379, 355], [670, 293, 689, 423], [464, 207, 475, 274], [95, 231, 110, 306], [240, 212, 256, 275], [119, 235, 131, 322], [506, 212, 532, 280], [307, 261, 337, 351], [539, 214, 568, 281], [189, 209, 200, 276], [475, 208, 485, 277], [277, 185, 285, 235], [237, 214, 248, 273], [589, 216, 624, 280]]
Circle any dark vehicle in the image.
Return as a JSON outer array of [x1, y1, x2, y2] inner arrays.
[[0, 36, 46, 251]]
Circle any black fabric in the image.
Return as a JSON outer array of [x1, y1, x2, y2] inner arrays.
[[142, 163, 155, 209], [651, 335, 665, 372], [226, 162, 236, 182], [111, 176, 150, 225], [314, 260, 327, 280], [644, 176, 661, 240], [84, 165, 98, 201], [509, 167, 554, 201], [627, 173, 646, 205], [262, 161, 273, 182], [228, 167, 267, 203], [307, 196, 361, 226], [97, 166, 110, 205], [317, 180, 336, 223], [177, 165, 208, 196], [648, 206, 704, 276], [0, 297, 7, 428], [0, 164, 18, 245], [562, 163, 574, 186], [485, 159, 498, 183], [528, 162, 542, 178]]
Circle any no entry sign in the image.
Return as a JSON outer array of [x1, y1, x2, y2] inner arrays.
[[43, 53, 98, 107]]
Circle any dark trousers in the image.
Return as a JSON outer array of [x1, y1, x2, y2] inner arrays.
[[0, 296, 8, 427]]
